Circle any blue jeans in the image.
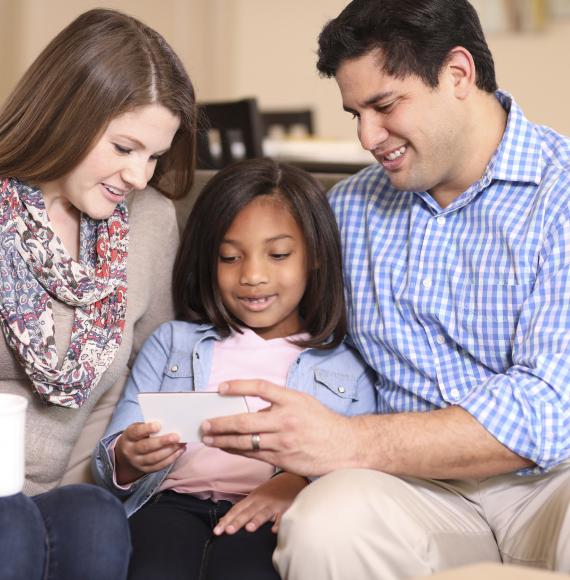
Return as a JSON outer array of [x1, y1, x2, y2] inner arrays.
[[0, 484, 131, 580]]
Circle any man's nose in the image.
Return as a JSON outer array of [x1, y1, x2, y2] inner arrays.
[[358, 116, 389, 152]]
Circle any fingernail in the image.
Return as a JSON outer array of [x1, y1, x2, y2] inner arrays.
[[202, 436, 213, 445], [218, 382, 228, 393], [213, 526, 221, 535], [201, 421, 210, 433]]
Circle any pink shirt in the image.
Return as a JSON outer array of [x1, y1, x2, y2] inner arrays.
[[158, 328, 303, 502]]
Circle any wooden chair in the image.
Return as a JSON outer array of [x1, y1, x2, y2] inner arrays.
[[196, 98, 264, 169], [261, 109, 314, 138]]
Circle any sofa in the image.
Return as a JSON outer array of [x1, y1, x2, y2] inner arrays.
[[60, 168, 351, 486]]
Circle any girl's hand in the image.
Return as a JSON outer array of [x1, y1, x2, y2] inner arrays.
[[114, 421, 186, 485], [213, 472, 308, 536]]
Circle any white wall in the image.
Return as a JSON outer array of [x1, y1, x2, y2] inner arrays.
[[0, 0, 568, 139]]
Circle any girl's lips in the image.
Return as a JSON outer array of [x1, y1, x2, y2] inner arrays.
[[237, 295, 277, 312]]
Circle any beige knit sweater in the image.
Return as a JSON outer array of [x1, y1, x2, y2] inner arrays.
[[0, 187, 179, 496]]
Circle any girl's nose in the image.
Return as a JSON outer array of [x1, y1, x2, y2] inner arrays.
[[239, 258, 268, 286]]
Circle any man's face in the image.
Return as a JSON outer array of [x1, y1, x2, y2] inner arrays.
[[336, 50, 467, 199]]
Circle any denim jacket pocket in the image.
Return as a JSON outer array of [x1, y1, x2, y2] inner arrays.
[[313, 368, 359, 413], [161, 355, 195, 392]]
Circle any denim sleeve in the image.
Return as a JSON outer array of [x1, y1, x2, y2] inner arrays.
[[91, 321, 174, 488], [105, 321, 175, 437]]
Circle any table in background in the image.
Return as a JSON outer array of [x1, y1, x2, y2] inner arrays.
[[264, 136, 375, 174]]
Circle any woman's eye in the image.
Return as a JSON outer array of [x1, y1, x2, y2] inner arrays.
[[219, 255, 238, 263], [114, 144, 131, 155], [271, 253, 290, 260]]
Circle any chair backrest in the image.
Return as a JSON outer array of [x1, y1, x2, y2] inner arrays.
[[197, 98, 264, 169], [261, 109, 314, 138]]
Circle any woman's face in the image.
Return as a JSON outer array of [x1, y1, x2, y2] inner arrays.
[[39, 104, 180, 219]]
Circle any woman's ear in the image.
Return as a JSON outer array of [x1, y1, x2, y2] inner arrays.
[[442, 46, 476, 100]]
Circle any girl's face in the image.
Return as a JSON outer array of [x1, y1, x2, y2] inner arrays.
[[39, 104, 180, 219], [217, 195, 308, 340]]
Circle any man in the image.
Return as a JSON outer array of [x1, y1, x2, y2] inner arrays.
[[201, 0, 570, 577]]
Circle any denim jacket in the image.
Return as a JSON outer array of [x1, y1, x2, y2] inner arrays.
[[92, 321, 377, 516]]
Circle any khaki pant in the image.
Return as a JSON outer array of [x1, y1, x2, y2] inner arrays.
[[274, 462, 570, 579]]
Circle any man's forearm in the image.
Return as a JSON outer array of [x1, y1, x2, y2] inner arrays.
[[345, 406, 533, 479]]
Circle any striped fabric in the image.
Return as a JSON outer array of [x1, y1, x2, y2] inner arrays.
[[329, 91, 570, 473]]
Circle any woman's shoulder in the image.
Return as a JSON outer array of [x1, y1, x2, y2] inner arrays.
[[126, 186, 177, 230], [124, 186, 179, 267]]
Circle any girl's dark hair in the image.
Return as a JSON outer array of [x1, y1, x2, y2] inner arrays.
[[0, 8, 196, 199], [317, 0, 497, 93], [174, 158, 347, 349]]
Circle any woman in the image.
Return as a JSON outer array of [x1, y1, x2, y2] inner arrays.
[[0, 8, 196, 579]]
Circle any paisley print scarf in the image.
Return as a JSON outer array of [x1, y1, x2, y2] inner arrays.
[[0, 178, 128, 408]]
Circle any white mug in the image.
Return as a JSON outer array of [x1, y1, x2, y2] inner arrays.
[[0, 394, 28, 497]]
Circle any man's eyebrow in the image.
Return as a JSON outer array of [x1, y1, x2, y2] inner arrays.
[[363, 91, 395, 106], [343, 90, 396, 113]]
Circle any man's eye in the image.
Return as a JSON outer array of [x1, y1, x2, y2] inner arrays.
[[114, 144, 131, 154], [375, 101, 397, 114]]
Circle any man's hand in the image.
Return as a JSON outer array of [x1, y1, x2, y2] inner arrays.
[[213, 473, 309, 536], [201, 381, 361, 477], [114, 422, 186, 485]]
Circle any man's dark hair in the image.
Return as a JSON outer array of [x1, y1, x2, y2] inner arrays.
[[317, 0, 497, 92], [173, 158, 347, 349]]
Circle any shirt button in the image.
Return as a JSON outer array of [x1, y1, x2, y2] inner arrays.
[[450, 388, 460, 400], [337, 386, 345, 394], [170, 365, 179, 373], [436, 216, 446, 226], [422, 278, 432, 289], [436, 334, 446, 345]]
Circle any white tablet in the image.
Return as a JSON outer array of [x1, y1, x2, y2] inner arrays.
[[138, 392, 249, 443]]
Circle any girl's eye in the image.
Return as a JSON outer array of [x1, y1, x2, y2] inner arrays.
[[150, 153, 162, 161], [271, 253, 290, 261], [219, 255, 239, 263], [114, 144, 131, 155]]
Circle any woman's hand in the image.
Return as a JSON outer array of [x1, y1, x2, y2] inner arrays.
[[213, 472, 309, 536], [114, 422, 186, 485]]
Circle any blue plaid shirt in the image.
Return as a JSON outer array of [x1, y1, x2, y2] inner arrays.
[[329, 91, 570, 473]]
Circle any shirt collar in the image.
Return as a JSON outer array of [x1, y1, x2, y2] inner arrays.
[[485, 90, 543, 186], [414, 90, 544, 214]]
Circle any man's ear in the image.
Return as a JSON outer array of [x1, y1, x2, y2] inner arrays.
[[442, 46, 476, 100]]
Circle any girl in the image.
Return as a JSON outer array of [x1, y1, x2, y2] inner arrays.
[[93, 158, 377, 580], [0, 8, 196, 580]]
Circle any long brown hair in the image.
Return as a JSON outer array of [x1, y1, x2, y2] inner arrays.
[[0, 8, 196, 199], [174, 158, 347, 349]]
